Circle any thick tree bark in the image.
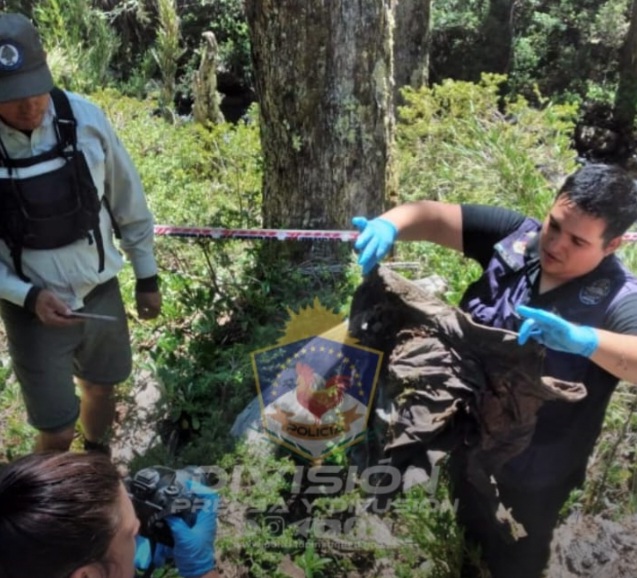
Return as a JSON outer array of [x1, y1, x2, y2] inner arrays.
[[477, 0, 516, 76], [245, 1, 395, 264], [393, 0, 431, 107], [615, 0, 637, 131]]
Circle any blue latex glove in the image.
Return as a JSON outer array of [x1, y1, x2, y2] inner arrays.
[[352, 216, 398, 275], [516, 304, 599, 357], [134, 535, 173, 571], [165, 481, 219, 578]]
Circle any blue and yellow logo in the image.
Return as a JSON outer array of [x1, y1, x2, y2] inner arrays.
[[251, 299, 382, 461]]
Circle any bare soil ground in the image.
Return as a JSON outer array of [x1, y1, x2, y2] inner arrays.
[[547, 513, 637, 578]]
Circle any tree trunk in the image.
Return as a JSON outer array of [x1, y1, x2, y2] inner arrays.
[[477, 0, 516, 76], [245, 1, 395, 265], [393, 0, 431, 108], [615, 0, 637, 131]]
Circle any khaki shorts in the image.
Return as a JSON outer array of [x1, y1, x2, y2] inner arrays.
[[0, 277, 132, 432]]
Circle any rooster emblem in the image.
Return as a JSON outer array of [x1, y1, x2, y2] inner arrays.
[[295, 362, 351, 422]]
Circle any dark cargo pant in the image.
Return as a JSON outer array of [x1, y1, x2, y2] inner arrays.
[[450, 450, 583, 578]]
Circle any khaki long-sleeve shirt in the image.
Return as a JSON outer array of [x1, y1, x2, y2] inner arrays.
[[0, 91, 157, 309]]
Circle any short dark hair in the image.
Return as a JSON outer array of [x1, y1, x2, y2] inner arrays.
[[556, 163, 637, 244], [0, 452, 120, 578]]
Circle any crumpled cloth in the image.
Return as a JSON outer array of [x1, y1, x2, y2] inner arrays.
[[348, 267, 587, 540]]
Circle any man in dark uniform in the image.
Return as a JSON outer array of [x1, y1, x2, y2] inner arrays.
[[352, 162, 637, 577]]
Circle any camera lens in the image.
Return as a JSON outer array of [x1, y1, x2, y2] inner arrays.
[[164, 485, 180, 497]]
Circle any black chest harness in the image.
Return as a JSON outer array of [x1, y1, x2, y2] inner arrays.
[[0, 88, 118, 281]]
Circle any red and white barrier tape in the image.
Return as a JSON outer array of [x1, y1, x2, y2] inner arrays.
[[153, 225, 359, 242], [154, 225, 637, 243]]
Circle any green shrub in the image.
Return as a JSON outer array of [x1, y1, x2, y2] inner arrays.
[[88, 89, 265, 464], [34, 0, 119, 92], [510, 0, 631, 99], [394, 73, 578, 302]]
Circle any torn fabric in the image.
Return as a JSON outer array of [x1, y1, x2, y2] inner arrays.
[[348, 267, 587, 540]]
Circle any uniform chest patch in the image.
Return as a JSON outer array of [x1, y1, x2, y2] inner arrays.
[[579, 279, 611, 305], [512, 240, 527, 255]]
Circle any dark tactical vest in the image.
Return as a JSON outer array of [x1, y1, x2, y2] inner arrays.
[[461, 218, 637, 486], [0, 88, 116, 281]]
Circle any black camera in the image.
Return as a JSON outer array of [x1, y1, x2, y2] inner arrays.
[[125, 465, 208, 546]]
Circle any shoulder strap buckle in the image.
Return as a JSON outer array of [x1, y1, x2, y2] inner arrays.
[[50, 87, 77, 153]]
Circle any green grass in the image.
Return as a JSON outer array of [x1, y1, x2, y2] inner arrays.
[[0, 376, 35, 461]]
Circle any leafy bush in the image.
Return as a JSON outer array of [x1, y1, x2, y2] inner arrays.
[[394, 73, 578, 302], [510, 0, 631, 99], [34, 0, 119, 92], [90, 90, 266, 462], [90, 91, 261, 228]]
